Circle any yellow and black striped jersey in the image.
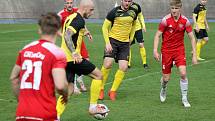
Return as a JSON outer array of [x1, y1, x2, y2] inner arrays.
[[103, 4, 140, 42], [61, 12, 85, 62], [193, 4, 207, 29], [131, 2, 146, 31]]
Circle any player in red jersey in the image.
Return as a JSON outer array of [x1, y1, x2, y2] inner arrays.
[[58, 0, 92, 93], [10, 12, 68, 121], [153, 0, 197, 108]]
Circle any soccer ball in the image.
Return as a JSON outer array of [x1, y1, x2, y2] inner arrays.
[[93, 104, 109, 120]]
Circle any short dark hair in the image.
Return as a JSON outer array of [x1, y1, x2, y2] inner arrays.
[[170, 0, 182, 7], [38, 12, 61, 35]]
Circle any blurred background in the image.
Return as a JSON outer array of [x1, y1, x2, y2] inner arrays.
[[0, 0, 215, 23]]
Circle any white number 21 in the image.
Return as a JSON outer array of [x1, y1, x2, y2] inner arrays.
[[20, 60, 42, 90]]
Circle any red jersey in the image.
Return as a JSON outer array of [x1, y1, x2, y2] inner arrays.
[[15, 40, 66, 120], [58, 7, 78, 28], [158, 14, 192, 52]]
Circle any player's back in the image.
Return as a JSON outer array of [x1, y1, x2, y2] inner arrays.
[[16, 39, 66, 120]]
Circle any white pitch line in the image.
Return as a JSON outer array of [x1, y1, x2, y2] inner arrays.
[[0, 29, 34, 34], [0, 59, 214, 102], [105, 59, 214, 86]]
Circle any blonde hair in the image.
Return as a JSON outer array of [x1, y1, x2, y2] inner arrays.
[[170, 0, 182, 7]]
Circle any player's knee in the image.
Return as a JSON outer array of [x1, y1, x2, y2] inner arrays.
[[103, 62, 113, 69], [139, 43, 144, 48], [163, 76, 170, 81], [180, 72, 187, 80], [94, 71, 103, 80]]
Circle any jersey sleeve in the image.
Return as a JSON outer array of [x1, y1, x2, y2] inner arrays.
[[185, 19, 193, 33], [52, 50, 67, 69], [68, 16, 85, 34], [193, 5, 200, 15], [106, 8, 117, 23], [158, 17, 167, 32]]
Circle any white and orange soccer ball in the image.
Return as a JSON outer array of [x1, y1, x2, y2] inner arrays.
[[93, 104, 109, 120]]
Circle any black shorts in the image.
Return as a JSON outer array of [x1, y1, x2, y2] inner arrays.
[[194, 29, 208, 40], [131, 29, 144, 45], [104, 37, 130, 62], [66, 59, 96, 83]]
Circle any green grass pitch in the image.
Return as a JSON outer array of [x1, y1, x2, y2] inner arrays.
[[0, 23, 215, 121]]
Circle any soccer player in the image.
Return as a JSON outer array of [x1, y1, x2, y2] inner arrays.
[[10, 12, 68, 121], [193, 0, 209, 61], [129, 2, 149, 69], [153, 0, 198, 107], [58, 0, 92, 93], [99, 0, 139, 101], [60, 0, 107, 116]]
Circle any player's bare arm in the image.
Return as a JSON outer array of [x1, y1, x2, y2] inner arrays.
[[52, 68, 68, 104], [9, 65, 21, 101], [192, 14, 199, 32], [153, 30, 162, 62], [64, 28, 82, 63], [85, 26, 93, 42], [187, 32, 198, 65], [205, 18, 209, 31]]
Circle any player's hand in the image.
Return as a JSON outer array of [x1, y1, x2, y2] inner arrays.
[[60, 94, 68, 104], [143, 27, 146, 32], [72, 52, 82, 64], [206, 25, 210, 31], [153, 50, 160, 62], [105, 42, 113, 53], [85, 31, 93, 42], [195, 25, 200, 33]]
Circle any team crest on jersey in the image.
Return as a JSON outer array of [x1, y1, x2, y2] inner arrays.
[[179, 24, 184, 29]]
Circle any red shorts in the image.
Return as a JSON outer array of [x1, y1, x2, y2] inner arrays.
[[80, 41, 89, 59], [161, 49, 186, 74], [16, 118, 58, 121]]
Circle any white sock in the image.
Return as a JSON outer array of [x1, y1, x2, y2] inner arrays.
[[77, 75, 84, 84], [161, 77, 168, 89], [180, 79, 188, 98]]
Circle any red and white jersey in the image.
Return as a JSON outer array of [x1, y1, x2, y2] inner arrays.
[[15, 40, 66, 120], [158, 14, 192, 52], [58, 8, 78, 28]]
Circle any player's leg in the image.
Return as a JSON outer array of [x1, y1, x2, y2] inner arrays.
[[73, 75, 81, 94], [136, 29, 148, 68], [160, 74, 170, 102], [195, 30, 205, 60], [178, 65, 191, 107], [56, 62, 75, 119], [99, 57, 114, 99], [99, 38, 116, 100], [160, 52, 172, 102], [128, 48, 132, 68], [175, 50, 191, 107], [109, 60, 127, 101], [109, 41, 129, 101]]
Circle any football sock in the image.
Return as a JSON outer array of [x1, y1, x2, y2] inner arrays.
[[196, 41, 201, 58], [180, 79, 188, 97], [56, 95, 66, 118], [201, 39, 207, 47], [101, 66, 111, 90], [161, 77, 168, 89], [139, 47, 147, 64], [110, 69, 125, 91], [90, 79, 102, 104], [128, 49, 132, 67]]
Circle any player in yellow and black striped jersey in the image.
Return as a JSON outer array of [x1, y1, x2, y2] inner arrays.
[[99, 0, 139, 101], [57, 0, 107, 118], [193, 0, 209, 61], [129, 2, 148, 69]]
